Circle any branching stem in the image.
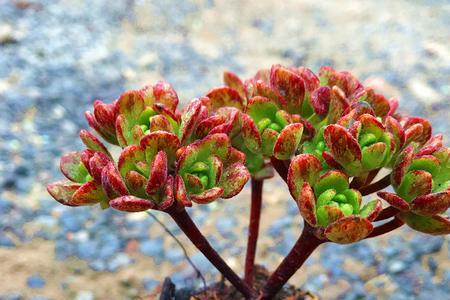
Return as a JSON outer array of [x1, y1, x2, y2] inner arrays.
[[270, 157, 289, 183], [366, 217, 404, 239], [167, 207, 256, 299], [359, 174, 391, 196], [244, 179, 264, 286], [260, 223, 324, 299]]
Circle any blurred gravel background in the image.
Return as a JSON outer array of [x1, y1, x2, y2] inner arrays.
[[0, 0, 449, 299]]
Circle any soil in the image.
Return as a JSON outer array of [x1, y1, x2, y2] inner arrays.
[[184, 266, 317, 300]]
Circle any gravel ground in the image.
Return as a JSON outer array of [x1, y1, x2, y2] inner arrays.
[[0, 0, 449, 299]]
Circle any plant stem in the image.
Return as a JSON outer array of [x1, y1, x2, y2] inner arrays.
[[260, 224, 324, 299], [167, 207, 256, 299], [366, 217, 404, 239], [244, 179, 264, 286], [270, 157, 288, 183], [359, 174, 391, 196], [374, 206, 400, 221], [350, 168, 380, 189]]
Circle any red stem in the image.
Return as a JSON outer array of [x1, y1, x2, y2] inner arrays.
[[375, 206, 400, 221], [260, 224, 324, 299], [359, 174, 391, 196], [270, 157, 288, 183], [350, 168, 380, 189], [366, 217, 404, 239], [168, 208, 256, 299], [244, 179, 264, 286]]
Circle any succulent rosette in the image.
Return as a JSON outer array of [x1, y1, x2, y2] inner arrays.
[[108, 130, 181, 212], [287, 154, 382, 244], [377, 138, 450, 235], [176, 133, 250, 204], [47, 130, 115, 208], [85, 81, 180, 148], [322, 112, 395, 176], [242, 95, 303, 160]]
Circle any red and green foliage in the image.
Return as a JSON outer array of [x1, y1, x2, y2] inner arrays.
[[48, 65, 449, 299]]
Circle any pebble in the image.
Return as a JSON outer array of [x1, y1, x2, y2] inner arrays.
[[388, 260, 406, 274], [139, 238, 164, 257], [0, 198, 13, 214], [75, 291, 94, 300], [26, 274, 46, 289], [142, 277, 158, 291], [0, 235, 15, 248], [0, 292, 23, 300], [107, 253, 134, 272]]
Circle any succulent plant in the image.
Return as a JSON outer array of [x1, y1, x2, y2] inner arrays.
[[378, 137, 450, 235], [287, 154, 382, 243], [47, 64, 449, 299]]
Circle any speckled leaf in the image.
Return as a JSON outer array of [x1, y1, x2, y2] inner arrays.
[[404, 117, 432, 145], [141, 81, 179, 112], [195, 115, 227, 139], [261, 128, 279, 156], [246, 96, 280, 123], [317, 205, 344, 227], [146, 150, 168, 196], [85, 100, 118, 145], [404, 123, 424, 146], [79, 129, 111, 157], [226, 147, 246, 165], [101, 163, 128, 199], [417, 134, 443, 156], [297, 182, 317, 226], [158, 175, 175, 210], [364, 88, 390, 117], [396, 170, 433, 201], [47, 181, 82, 206], [179, 99, 203, 144], [71, 181, 107, 205], [273, 123, 303, 160], [149, 115, 172, 132], [409, 155, 440, 176], [324, 125, 362, 175], [270, 65, 305, 114], [110, 196, 154, 212], [116, 90, 145, 119], [207, 155, 223, 188], [385, 116, 405, 149], [377, 192, 410, 211], [325, 216, 373, 244], [321, 151, 343, 170], [328, 86, 349, 124], [241, 114, 262, 154], [223, 71, 246, 100], [287, 154, 322, 200], [251, 80, 286, 108], [398, 212, 450, 235], [391, 146, 414, 188], [315, 170, 349, 196], [205, 87, 244, 111], [177, 134, 230, 176], [118, 145, 146, 178], [125, 171, 147, 198], [361, 142, 387, 170], [140, 131, 180, 165], [88, 152, 111, 183], [60, 151, 88, 183], [410, 191, 450, 216], [310, 86, 331, 116], [175, 175, 192, 207], [359, 200, 382, 221], [219, 162, 250, 198], [190, 187, 224, 204]]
